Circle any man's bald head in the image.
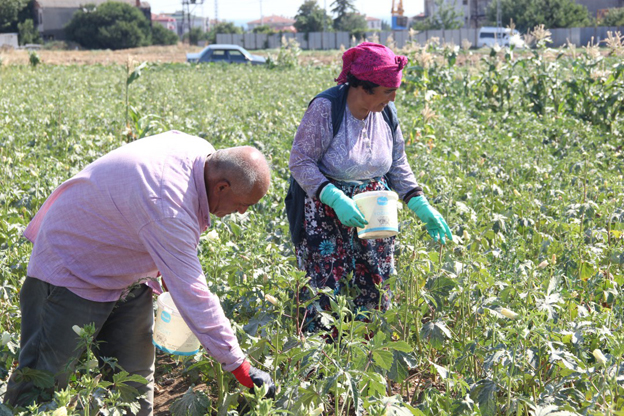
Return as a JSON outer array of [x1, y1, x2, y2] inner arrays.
[[208, 146, 271, 195]]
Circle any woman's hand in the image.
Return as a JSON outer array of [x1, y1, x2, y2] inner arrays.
[[408, 196, 453, 244], [320, 184, 368, 228]]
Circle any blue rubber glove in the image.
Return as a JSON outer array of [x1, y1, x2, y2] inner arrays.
[[320, 184, 368, 228], [408, 196, 453, 244]]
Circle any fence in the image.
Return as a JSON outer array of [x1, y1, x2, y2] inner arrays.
[[217, 26, 624, 51]]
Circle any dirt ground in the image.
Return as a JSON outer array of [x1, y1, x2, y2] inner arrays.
[[152, 351, 437, 415], [0, 44, 342, 66]]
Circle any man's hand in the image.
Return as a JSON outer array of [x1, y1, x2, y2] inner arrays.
[[232, 360, 276, 399]]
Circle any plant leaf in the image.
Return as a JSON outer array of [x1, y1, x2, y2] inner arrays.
[[372, 349, 394, 370], [420, 320, 452, 349], [170, 387, 211, 416], [470, 379, 498, 416], [424, 276, 457, 310], [12, 367, 54, 389]]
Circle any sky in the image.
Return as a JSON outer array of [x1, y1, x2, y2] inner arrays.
[[149, 0, 425, 26]]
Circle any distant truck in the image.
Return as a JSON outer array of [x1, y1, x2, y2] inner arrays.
[[477, 27, 526, 49]]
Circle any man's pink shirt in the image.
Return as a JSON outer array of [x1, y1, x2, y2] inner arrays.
[[24, 130, 245, 371]]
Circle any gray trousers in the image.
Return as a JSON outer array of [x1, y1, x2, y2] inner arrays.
[[4, 277, 155, 415]]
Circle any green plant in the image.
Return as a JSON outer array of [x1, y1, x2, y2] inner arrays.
[[28, 50, 40, 67], [64, 2, 151, 50], [124, 60, 148, 132], [0, 52, 622, 415], [267, 37, 301, 69], [205, 21, 242, 44], [182, 27, 207, 46], [600, 7, 624, 26], [17, 18, 41, 45], [151, 23, 179, 46]]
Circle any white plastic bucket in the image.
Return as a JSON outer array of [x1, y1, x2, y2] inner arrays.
[[353, 190, 399, 239], [152, 292, 200, 356]]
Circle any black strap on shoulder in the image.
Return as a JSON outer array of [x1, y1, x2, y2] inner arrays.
[[382, 101, 399, 137], [313, 84, 350, 138]]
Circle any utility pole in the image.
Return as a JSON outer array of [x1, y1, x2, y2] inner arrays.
[[324, 0, 327, 32], [496, 0, 501, 42], [214, 0, 218, 22], [182, 0, 204, 44], [259, 0, 263, 25]]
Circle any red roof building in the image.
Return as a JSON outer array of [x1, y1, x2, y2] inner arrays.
[[247, 15, 296, 32], [366, 16, 382, 30], [152, 13, 177, 32]]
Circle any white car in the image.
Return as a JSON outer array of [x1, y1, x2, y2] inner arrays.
[[186, 44, 266, 65], [477, 27, 526, 49]]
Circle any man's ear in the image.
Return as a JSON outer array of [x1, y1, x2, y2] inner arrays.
[[216, 179, 231, 193]]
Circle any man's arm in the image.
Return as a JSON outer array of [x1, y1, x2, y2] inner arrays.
[[139, 217, 245, 370]]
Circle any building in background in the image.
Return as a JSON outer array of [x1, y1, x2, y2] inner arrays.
[[165, 11, 209, 37], [33, 0, 150, 40], [247, 15, 296, 32], [152, 13, 177, 33], [574, 0, 624, 18], [366, 16, 382, 30], [423, 0, 494, 29]]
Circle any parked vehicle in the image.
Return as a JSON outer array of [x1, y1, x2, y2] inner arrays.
[[477, 27, 526, 49], [186, 44, 267, 65]]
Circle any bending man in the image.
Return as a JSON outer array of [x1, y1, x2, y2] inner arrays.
[[4, 130, 275, 414]]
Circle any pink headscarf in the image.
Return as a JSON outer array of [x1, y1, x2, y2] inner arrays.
[[335, 42, 408, 89]]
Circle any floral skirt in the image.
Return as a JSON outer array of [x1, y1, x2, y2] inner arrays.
[[295, 178, 395, 332]]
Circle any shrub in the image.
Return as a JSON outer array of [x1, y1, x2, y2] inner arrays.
[[182, 26, 206, 45], [42, 40, 72, 50], [600, 7, 624, 26], [205, 21, 242, 44], [0, 0, 29, 32], [151, 23, 178, 45], [18, 18, 41, 45], [267, 36, 300, 69], [28, 50, 40, 67], [252, 24, 274, 34], [65, 2, 151, 50]]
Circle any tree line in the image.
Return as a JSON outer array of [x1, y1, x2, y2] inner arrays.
[[415, 0, 620, 31], [2, 0, 624, 50]]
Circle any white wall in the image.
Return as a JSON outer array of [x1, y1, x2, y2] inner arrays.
[[0, 33, 19, 49]]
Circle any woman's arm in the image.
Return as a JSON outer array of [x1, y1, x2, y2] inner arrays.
[[289, 98, 334, 198], [386, 125, 423, 202]]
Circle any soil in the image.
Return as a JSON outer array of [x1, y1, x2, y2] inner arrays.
[[152, 348, 440, 415], [153, 352, 208, 416]]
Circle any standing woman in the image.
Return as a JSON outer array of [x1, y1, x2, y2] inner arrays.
[[286, 42, 452, 332]]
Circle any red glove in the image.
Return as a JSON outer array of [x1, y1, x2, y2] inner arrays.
[[232, 360, 254, 388], [232, 360, 276, 398]]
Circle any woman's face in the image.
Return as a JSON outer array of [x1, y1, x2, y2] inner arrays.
[[359, 85, 398, 113]]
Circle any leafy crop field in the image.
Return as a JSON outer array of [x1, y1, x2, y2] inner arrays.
[[0, 42, 623, 416]]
